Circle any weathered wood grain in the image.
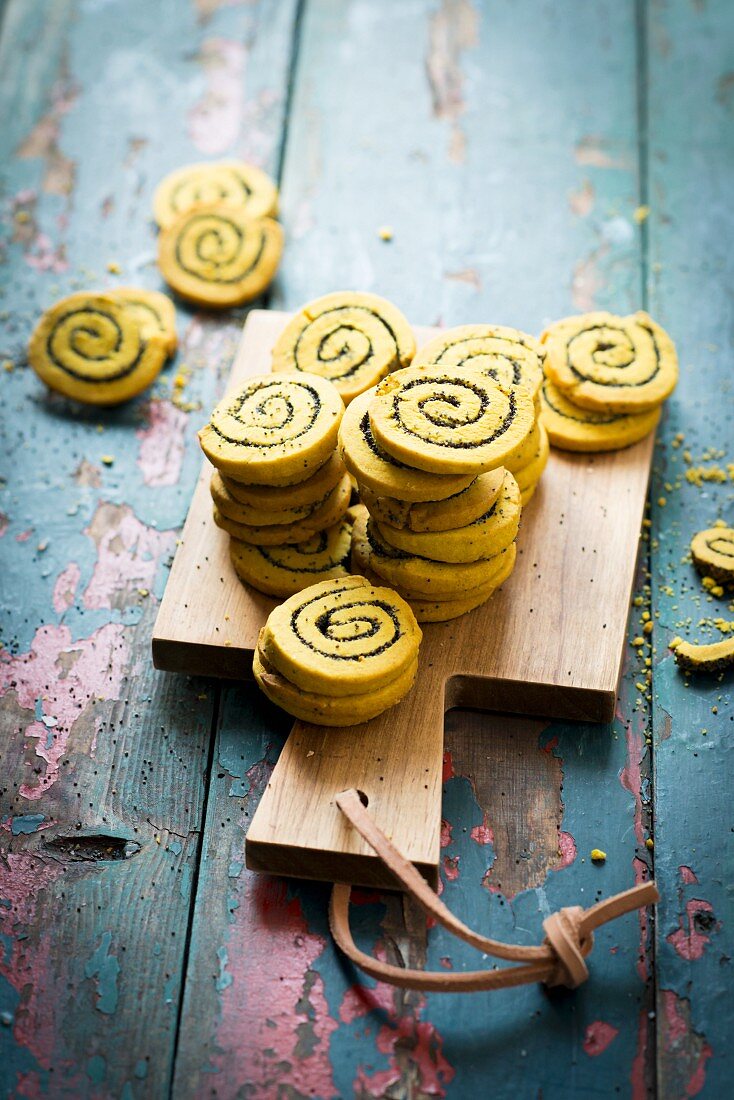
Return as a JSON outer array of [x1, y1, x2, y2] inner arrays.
[[646, 2, 734, 1096], [175, 1, 658, 1096], [0, 0, 298, 1096]]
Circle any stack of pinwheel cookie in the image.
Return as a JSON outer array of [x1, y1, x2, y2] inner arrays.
[[198, 371, 357, 597], [538, 311, 678, 452], [339, 325, 549, 621]]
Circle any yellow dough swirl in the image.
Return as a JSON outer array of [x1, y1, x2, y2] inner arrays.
[[158, 204, 283, 308], [153, 160, 278, 228], [230, 514, 354, 597], [253, 648, 418, 726], [375, 469, 521, 564], [541, 310, 678, 413], [413, 324, 545, 402], [28, 293, 169, 406], [338, 389, 475, 501], [539, 379, 661, 452], [199, 372, 344, 482], [110, 287, 177, 355], [368, 366, 535, 475], [260, 575, 421, 696], [271, 291, 416, 404], [690, 526, 734, 587]]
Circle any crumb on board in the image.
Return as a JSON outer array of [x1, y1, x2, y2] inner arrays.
[[591, 848, 607, 863]]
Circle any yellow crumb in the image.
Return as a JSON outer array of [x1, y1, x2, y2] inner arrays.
[[632, 636, 645, 647], [633, 205, 650, 223], [2, 359, 13, 372], [669, 636, 682, 650], [645, 838, 654, 850], [101, 454, 114, 466], [591, 849, 607, 863], [643, 621, 654, 635], [658, 496, 667, 507], [107, 261, 121, 274], [378, 225, 394, 241]]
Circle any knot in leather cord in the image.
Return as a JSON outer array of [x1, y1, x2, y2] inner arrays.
[[330, 788, 659, 994]]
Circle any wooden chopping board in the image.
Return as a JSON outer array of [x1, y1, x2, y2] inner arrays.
[[152, 309, 654, 888]]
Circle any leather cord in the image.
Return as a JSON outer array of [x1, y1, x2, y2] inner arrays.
[[329, 788, 658, 993]]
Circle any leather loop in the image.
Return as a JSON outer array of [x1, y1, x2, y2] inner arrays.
[[331, 787, 659, 994]]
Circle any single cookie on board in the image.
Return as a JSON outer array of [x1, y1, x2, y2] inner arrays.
[[368, 366, 535, 475], [253, 648, 418, 726], [271, 291, 415, 404], [260, 575, 421, 696], [359, 468, 505, 533], [221, 452, 346, 506], [690, 526, 734, 587], [153, 160, 278, 228], [230, 514, 354, 597], [513, 423, 550, 492], [541, 310, 678, 413], [412, 324, 545, 403], [539, 379, 661, 452], [158, 204, 283, 308], [28, 293, 169, 406], [213, 477, 350, 544], [350, 506, 512, 598], [211, 469, 351, 527], [110, 287, 178, 355], [199, 372, 343, 483], [375, 470, 521, 564], [669, 635, 734, 672], [338, 388, 475, 501]]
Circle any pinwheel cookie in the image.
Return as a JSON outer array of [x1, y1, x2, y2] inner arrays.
[[229, 513, 354, 597], [29, 292, 169, 405], [690, 526, 734, 587], [199, 372, 344, 483], [213, 475, 350, 545], [158, 204, 283, 308], [272, 291, 415, 404], [109, 287, 178, 355], [412, 324, 545, 405], [368, 366, 535, 475], [669, 635, 734, 672], [539, 379, 661, 452], [358, 467, 505, 533], [259, 575, 421, 698], [153, 160, 278, 228], [541, 310, 678, 413]]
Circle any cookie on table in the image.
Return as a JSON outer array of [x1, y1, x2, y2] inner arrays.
[[339, 388, 475, 501], [110, 287, 177, 355], [412, 324, 545, 405], [230, 513, 354, 597], [539, 379, 661, 452], [669, 635, 734, 672], [153, 160, 278, 228], [158, 204, 283, 308], [350, 506, 512, 599], [28, 292, 169, 406], [271, 291, 415, 404], [253, 647, 418, 726], [260, 575, 421, 697], [199, 372, 343, 483], [358, 467, 505, 533], [213, 476, 349, 544], [374, 470, 521, 564], [541, 310, 678, 413], [368, 366, 535, 475], [690, 526, 734, 587]]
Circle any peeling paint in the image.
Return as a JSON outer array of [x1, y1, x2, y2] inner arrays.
[[583, 1020, 619, 1056], [569, 178, 595, 217], [136, 400, 188, 488], [52, 562, 80, 614], [188, 39, 248, 155], [574, 135, 630, 169], [425, 0, 478, 163], [15, 71, 79, 196], [660, 990, 712, 1097], [82, 502, 175, 611], [667, 898, 717, 961], [84, 931, 120, 1015]]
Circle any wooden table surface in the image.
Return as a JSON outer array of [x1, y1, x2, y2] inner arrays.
[[0, 2, 731, 1097]]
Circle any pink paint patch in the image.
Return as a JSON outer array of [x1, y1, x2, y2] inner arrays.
[[470, 819, 493, 845], [633, 856, 651, 982], [15, 529, 33, 543], [188, 39, 248, 155], [541, 735, 559, 754], [0, 853, 66, 1069], [82, 502, 175, 610], [661, 990, 712, 1097], [556, 830, 577, 869], [440, 819, 452, 848], [680, 865, 699, 885], [52, 562, 80, 614], [25, 232, 68, 273], [210, 874, 338, 1098], [0, 622, 128, 799], [619, 716, 645, 845], [583, 1020, 619, 1056], [136, 400, 188, 487], [630, 1009, 650, 1100], [667, 899, 716, 961], [442, 749, 454, 782], [442, 855, 460, 882], [359, 1017, 455, 1097]]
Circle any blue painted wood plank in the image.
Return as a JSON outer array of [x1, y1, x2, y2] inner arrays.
[[0, 0, 297, 1095], [176, 2, 657, 1096], [646, 1, 734, 1096]]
